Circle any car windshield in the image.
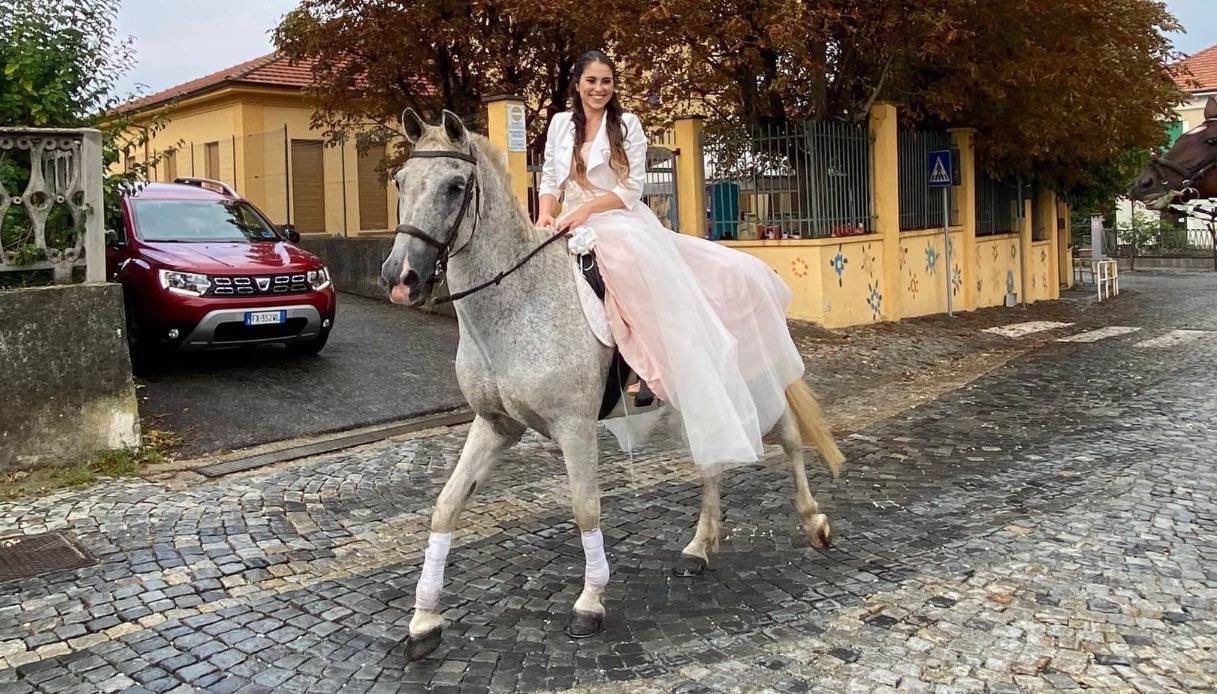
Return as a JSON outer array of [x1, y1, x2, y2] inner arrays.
[[132, 200, 281, 243]]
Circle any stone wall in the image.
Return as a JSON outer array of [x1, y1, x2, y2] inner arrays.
[[0, 283, 140, 471], [299, 236, 455, 316]]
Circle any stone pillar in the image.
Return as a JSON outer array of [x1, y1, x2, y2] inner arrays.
[[483, 95, 530, 211], [1039, 187, 1059, 299], [869, 102, 900, 320], [950, 128, 978, 311], [1020, 196, 1034, 303], [673, 116, 706, 237], [1058, 200, 1073, 288]]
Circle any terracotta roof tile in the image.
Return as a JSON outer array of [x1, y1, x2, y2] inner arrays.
[[116, 52, 319, 114], [1174, 43, 1217, 94]]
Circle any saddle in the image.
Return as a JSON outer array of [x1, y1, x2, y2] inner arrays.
[[577, 253, 635, 420]]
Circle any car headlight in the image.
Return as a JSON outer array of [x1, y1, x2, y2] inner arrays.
[[307, 267, 331, 290], [159, 269, 211, 296]]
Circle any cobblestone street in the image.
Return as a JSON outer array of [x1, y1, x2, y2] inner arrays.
[[1, 271, 1215, 693]]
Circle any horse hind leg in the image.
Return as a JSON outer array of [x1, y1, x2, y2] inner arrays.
[[674, 467, 723, 576], [779, 408, 832, 549], [405, 415, 521, 661]]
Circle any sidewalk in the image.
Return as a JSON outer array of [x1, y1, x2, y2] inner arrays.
[[1, 271, 1214, 692]]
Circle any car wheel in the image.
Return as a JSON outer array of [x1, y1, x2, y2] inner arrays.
[[287, 329, 330, 356], [124, 305, 160, 372]]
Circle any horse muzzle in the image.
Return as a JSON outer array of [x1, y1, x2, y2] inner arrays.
[[380, 254, 431, 306]]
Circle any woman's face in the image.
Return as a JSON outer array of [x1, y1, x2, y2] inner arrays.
[[577, 61, 614, 112]]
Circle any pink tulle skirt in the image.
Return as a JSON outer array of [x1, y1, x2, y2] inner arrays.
[[558, 185, 804, 468]]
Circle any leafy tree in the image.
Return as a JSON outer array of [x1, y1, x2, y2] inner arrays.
[[0, 0, 166, 280], [619, 0, 1182, 204], [276, 0, 1184, 206], [272, 0, 612, 161]]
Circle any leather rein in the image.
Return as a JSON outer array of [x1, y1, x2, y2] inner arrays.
[[395, 145, 568, 305]]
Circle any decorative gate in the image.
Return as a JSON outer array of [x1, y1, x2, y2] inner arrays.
[[643, 146, 679, 231]]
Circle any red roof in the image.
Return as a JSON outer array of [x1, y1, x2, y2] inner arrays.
[[1174, 43, 1217, 94], [117, 52, 319, 114]]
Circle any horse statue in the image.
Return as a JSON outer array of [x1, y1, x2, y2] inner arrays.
[[379, 109, 844, 661], [1130, 96, 1217, 209]]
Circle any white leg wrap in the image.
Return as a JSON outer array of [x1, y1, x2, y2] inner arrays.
[[414, 532, 453, 611], [581, 529, 610, 594]]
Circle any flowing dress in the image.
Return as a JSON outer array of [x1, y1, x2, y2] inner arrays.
[[547, 116, 805, 469]]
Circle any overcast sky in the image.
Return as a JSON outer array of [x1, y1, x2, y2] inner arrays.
[[112, 0, 1217, 99]]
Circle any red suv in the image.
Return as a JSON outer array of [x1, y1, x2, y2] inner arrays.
[[106, 179, 336, 360]]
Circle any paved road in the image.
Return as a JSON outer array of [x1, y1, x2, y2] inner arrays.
[[1, 270, 1215, 692], [136, 293, 463, 457]]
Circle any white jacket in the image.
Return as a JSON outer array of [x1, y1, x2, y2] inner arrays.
[[538, 111, 648, 211]]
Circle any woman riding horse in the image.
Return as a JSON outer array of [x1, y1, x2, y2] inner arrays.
[[381, 50, 843, 661]]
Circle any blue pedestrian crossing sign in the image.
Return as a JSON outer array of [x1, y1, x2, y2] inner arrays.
[[927, 150, 953, 188]]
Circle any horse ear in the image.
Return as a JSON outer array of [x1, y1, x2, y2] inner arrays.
[[1206, 96, 1217, 122], [402, 108, 425, 144], [441, 110, 468, 146]]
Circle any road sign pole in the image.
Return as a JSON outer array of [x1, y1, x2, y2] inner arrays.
[[943, 187, 953, 317]]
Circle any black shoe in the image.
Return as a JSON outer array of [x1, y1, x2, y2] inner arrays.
[[634, 381, 655, 407]]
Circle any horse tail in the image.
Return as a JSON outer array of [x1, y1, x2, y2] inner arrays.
[[784, 381, 844, 479]]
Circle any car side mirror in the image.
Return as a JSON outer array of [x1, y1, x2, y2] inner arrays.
[[105, 229, 124, 247], [281, 224, 301, 244]]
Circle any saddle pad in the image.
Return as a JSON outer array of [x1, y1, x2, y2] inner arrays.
[[573, 255, 615, 348]]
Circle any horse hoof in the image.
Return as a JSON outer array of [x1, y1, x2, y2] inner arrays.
[[673, 554, 708, 576], [404, 627, 443, 661], [807, 514, 832, 549], [564, 610, 604, 639]]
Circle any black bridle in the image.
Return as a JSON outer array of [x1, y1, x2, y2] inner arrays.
[[1148, 120, 1217, 197], [395, 144, 568, 305]]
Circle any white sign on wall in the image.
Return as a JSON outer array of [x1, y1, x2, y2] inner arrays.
[[506, 104, 527, 152]]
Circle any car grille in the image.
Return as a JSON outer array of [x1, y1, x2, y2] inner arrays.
[[210, 273, 309, 296]]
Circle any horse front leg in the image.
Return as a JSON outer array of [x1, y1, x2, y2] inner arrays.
[[674, 467, 723, 576], [554, 421, 608, 639], [405, 415, 521, 661]]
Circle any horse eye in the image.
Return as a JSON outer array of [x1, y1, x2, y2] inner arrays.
[[447, 180, 465, 195]]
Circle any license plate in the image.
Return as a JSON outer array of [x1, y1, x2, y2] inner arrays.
[[245, 310, 286, 326]]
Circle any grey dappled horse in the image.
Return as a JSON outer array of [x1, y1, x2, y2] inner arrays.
[[380, 110, 844, 661]]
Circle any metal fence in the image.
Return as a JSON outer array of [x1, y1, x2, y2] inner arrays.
[[0, 128, 104, 285], [702, 120, 872, 240], [898, 129, 958, 230], [976, 173, 1024, 236]]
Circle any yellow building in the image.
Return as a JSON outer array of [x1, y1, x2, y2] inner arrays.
[[115, 52, 396, 237]]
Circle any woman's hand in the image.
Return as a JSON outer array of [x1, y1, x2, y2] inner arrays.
[[557, 205, 592, 233], [535, 211, 556, 229]]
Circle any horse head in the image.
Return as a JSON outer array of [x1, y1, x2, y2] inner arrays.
[[381, 109, 478, 306], [1130, 96, 1217, 210]]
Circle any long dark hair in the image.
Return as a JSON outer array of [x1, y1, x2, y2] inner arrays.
[[570, 50, 630, 186]]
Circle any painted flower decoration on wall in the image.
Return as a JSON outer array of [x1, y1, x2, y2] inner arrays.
[[792, 257, 809, 278], [860, 243, 876, 277], [951, 266, 963, 295], [925, 242, 940, 274], [867, 281, 883, 319], [829, 248, 847, 286], [907, 273, 920, 298]]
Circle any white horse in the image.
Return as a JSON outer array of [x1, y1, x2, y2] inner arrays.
[[380, 109, 844, 661]]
